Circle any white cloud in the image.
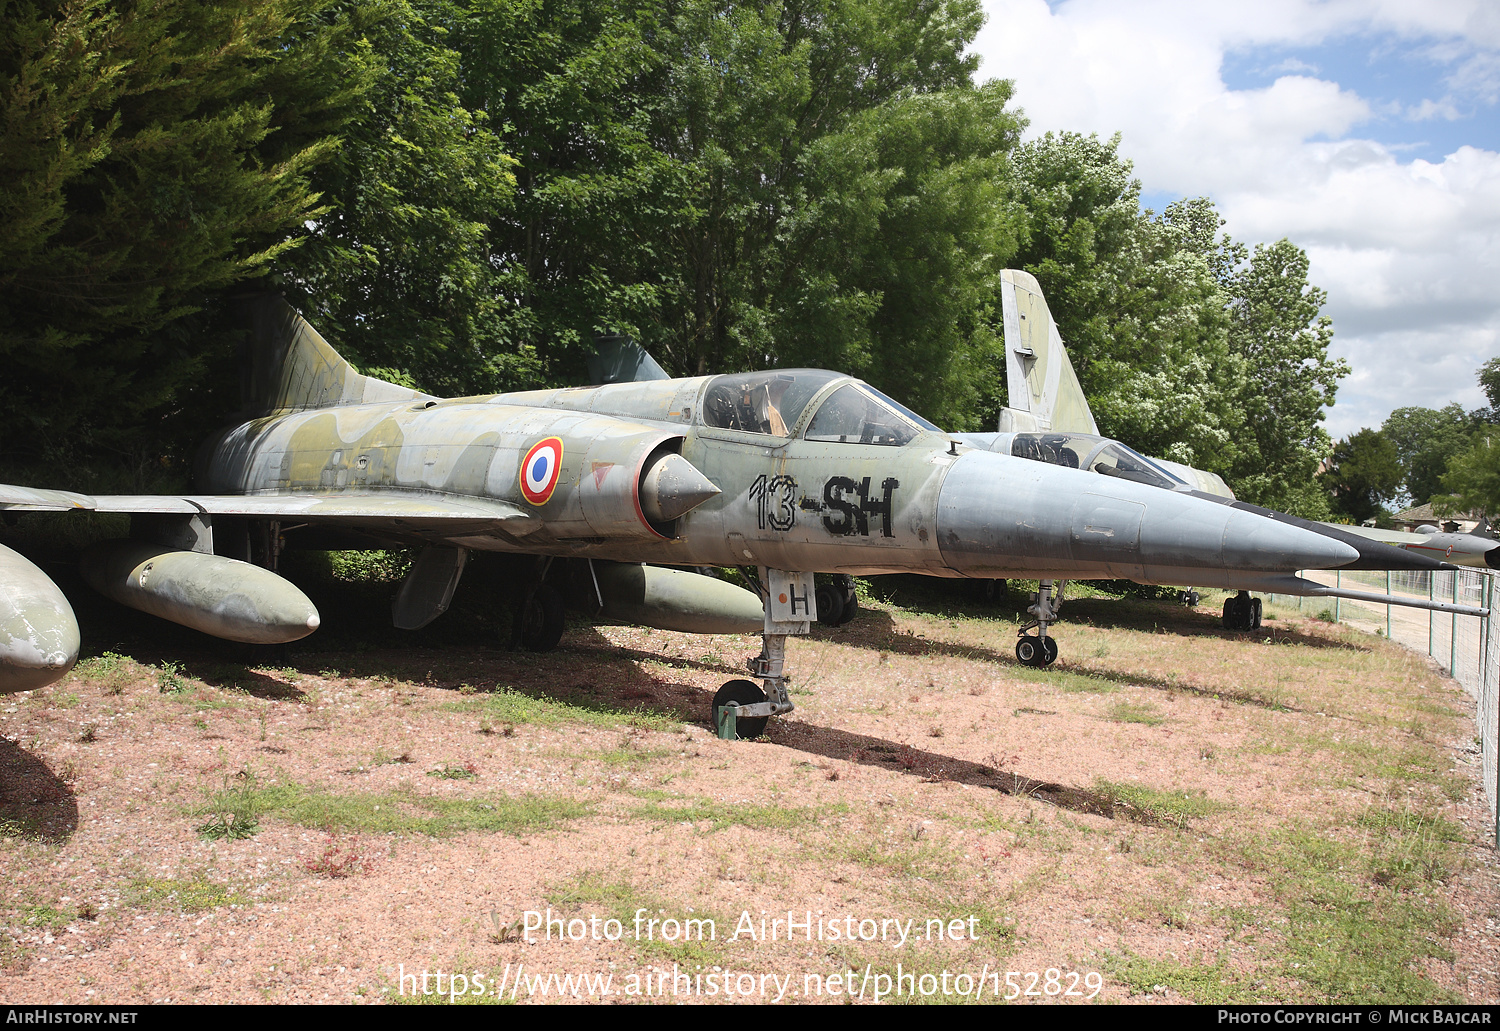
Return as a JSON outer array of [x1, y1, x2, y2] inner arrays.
[[1269, 57, 1320, 75], [973, 0, 1500, 441]]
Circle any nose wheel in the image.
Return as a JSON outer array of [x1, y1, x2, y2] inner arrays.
[[1016, 578, 1064, 668], [1015, 635, 1058, 667]]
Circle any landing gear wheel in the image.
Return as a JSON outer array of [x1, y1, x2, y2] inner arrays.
[[1016, 636, 1056, 668], [836, 591, 859, 625], [815, 583, 845, 626], [1221, 592, 1256, 632], [1182, 589, 1200, 608], [1016, 637, 1038, 666], [520, 584, 565, 652], [835, 575, 859, 625], [982, 578, 1007, 604], [713, 679, 768, 739]]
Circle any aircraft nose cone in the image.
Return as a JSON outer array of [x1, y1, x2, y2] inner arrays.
[[1219, 508, 1360, 572], [934, 451, 1360, 584], [640, 452, 721, 524]]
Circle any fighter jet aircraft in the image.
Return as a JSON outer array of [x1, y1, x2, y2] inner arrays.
[[0, 296, 1484, 737], [1329, 520, 1500, 570]]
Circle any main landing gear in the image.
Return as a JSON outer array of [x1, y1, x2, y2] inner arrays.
[[714, 568, 809, 740], [1016, 578, 1064, 668], [1222, 590, 1262, 631]]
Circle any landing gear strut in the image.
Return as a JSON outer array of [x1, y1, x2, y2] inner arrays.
[[1016, 579, 1064, 668], [715, 568, 809, 739], [510, 556, 564, 651]]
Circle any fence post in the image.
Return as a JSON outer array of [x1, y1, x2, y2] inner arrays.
[[1387, 569, 1392, 638], [1453, 572, 1460, 675], [1430, 571, 1435, 658], [1336, 569, 1341, 623]]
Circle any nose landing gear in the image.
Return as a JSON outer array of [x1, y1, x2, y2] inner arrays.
[[1016, 579, 1064, 668]]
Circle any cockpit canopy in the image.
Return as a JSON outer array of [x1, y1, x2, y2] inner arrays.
[[701, 371, 938, 445], [1010, 433, 1183, 490], [702, 370, 842, 436]]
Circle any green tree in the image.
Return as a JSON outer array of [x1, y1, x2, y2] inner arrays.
[[449, 0, 1014, 426], [1323, 428, 1403, 523], [1223, 240, 1347, 517], [1434, 430, 1500, 518], [1479, 356, 1500, 416], [276, 0, 523, 396], [1007, 134, 1247, 470], [1379, 403, 1476, 506], [0, 0, 374, 465], [1435, 361, 1500, 517]]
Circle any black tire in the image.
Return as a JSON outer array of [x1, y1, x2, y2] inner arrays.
[[520, 584, 565, 652], [982, 578, 1007, 604], [713, 679, 768, 739], [815, 583, 845, 626], [1222, 594, 1256, 632], [1016, 637, 1040, 667], [1222, 597, 1237, 628], [835, 590, 859, 626], [1041, 637, 1059, 666]]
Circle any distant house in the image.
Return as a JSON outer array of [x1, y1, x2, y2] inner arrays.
[[1392, 502, 1483, 534]]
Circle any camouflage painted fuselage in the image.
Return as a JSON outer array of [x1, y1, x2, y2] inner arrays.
[[194, 369, 1361, 587], [195, 376, 962, 575]]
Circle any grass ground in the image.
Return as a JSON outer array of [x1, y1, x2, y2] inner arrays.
[[0, 562, 1494, 1004]]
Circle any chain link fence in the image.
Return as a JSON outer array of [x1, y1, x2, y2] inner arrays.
[[1264, 567, 1498, 844]]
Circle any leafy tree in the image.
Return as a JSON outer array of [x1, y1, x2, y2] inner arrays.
[[1379, 403, 1476, 506], [1435, 361, 1500, 517], [1223, 240, 1347, 517], [1323, 428, 1403, 523], [1434, 430, 1500, 518], [448, 0, 1014, 426], [0, 0, 375, 466], [275, 0, 523, 396], [1479, 356, 1500, 417], [1007, 134, 1247, 470], [801, 82, 1024, 429]]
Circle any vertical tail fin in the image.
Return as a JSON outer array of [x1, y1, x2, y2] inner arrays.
[[237, 294, 435, 414], [997, 269, 1098, 435]]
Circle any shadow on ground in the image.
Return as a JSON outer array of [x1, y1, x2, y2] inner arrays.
[[0, 739, 78, 842]]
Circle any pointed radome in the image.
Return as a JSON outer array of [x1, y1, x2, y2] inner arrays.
[[640, 452, 721, 524]]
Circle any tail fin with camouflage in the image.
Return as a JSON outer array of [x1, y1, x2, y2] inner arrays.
[[237, 294, 435, 416]]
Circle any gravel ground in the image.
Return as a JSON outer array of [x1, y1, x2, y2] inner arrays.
[[1, 584, 1494, 1005]]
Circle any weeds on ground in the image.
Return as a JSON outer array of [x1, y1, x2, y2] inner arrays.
[[628, 797, 839, 833], [546, 872, 725, 965], [71, 651, 134, 694], [427, 762, 478, 781], [204, 780, 588, 838], [1093, 779, 1224, 829], [156, 661, 188, 694], [1106, 952, 1265, 1004], [195, 774, 261, 840], [303, 836, 369, 878], [443, 686, 678, 733], [127, 875, 246, 913], [1107, 701, 1165, 726]]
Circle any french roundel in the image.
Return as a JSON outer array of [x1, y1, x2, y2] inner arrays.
[[520, 437, 564, 505]]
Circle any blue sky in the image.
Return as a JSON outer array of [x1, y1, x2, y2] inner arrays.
[[972, 0, 1500, 440], [1221, 34, 1498, 162]]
